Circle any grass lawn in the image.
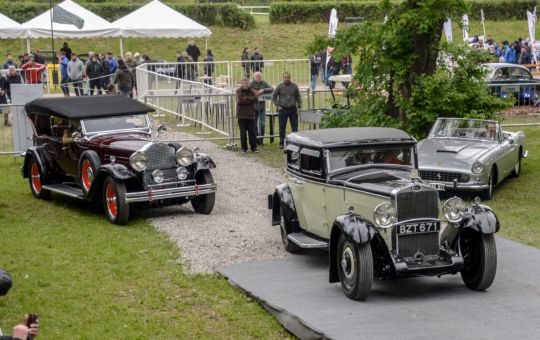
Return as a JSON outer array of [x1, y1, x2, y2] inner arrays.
[[0, 157, 289, 338]]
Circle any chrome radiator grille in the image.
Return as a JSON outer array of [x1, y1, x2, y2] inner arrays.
[[419, 170, 469, 183], [397, 232, 440, 258], [396, 190, 439, 221], [144, 143, 176, 170]]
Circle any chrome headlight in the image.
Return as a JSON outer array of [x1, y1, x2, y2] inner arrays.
[[443, 197, 466, 223], [176, 147, 194, 167], [130, 151, 148, 171], [472, 161, 485, 174], [373, 203, 397, 228], [176, 167, 188, 180], [152, 169, 164, 184]]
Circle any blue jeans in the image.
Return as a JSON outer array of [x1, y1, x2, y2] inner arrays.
[[279, 107, 298, 146], [255, 108, 265, 143], [119, 88, 133, 98], [310, 74, 318, 91]]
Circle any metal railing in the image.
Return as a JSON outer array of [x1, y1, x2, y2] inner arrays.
[[487, 82, 540, 107], [238, 5, 270, 15], [0, 104, 33, 155]]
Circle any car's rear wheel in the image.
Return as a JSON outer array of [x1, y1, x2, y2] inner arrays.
[[28, 156, 50, 200], [79, 151, 101, 194], [102, 176, 129, 225], [279, 206, 301, 254], [480, 168, 495, 200], [460, 230, 497, 291], [191, 170, 215, 214], [337, 234, 373, 301]]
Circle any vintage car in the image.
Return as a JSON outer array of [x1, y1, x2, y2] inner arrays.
[[418, 118, 526, 200], [484, 63, 540, 105], [21, 96, 217, 224], [269, 127, 500, 300]]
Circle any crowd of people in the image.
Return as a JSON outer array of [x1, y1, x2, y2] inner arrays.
[[473, 35, 538, 65], [309, 47, 352, 91]]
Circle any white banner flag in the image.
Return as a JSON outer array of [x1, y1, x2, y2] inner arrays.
[[528, 10, 537, 62], [481, 9, 485, 23], [328, 8, 338, 38], [462, 14, 469, 41], [443, 18, 453, 42]]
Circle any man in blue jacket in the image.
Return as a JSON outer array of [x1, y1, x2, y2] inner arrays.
[[57, 52, 70, 96], [107, 52, 117, 83], [504, 43, 516, 64]]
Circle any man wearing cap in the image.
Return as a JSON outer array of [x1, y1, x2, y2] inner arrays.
[[20, 56, 46, 84]]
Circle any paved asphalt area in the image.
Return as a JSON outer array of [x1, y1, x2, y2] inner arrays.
[[217, 237, 540, 340]]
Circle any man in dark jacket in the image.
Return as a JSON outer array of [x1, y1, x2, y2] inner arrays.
[[113, 59, 135, 98], [186, 40, 201, 62], [86, 55, 105, 95], [249, 71, 273, 145], [0, 74, 8, 125], [272, 71, 302, 148], [250, 47, 264, 73], [203, 50, 215, 85], [236, 78, 260, 153], [5, 66, 22, 101]]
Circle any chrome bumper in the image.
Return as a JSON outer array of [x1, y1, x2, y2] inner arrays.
[[423, 180, 489, 191], [125, 183, 217, 203]]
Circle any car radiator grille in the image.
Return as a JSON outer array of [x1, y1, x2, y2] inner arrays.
[[419, 170, 469, 183], [145, 143, 176, 170], [396, 190, 439, 221], [397, 232, 440, 258]]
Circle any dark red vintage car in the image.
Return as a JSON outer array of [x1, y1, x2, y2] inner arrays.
[[21, 96, 217, 224]]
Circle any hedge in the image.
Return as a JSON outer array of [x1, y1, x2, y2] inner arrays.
[[0, 2, 254, 29], [270, 0, 540, 24]]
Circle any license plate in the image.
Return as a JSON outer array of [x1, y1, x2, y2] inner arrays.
[[397, 221, 440, 235], [502, 86, 518, 92], [427, 182, 445, 191]]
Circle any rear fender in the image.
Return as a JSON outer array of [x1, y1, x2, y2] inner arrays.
[[271, 184, 299, 233], [329, 213, 377, 283], [458, 204, 500, 234], [21, 147, 51, 178]]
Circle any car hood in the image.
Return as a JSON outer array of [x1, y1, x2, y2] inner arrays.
[[89, 133, 150, 155], [331, 167, 417, 196], [418, 138, 494, 170]]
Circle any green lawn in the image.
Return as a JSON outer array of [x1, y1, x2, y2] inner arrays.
[[0, 157, 289, 338]]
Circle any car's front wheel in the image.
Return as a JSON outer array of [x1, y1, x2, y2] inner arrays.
[[191, 170, 215, 214], [279, 206, 301, 254], [102, 176, 129, 225], [337, 234, 373, 301], [459, 230, 497, 291], [28, 156, 51, 200], [480, 168, 495, 200]]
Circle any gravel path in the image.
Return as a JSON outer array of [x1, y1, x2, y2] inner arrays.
[[146, 135, 289, 274]]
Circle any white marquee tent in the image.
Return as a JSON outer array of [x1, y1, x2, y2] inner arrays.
[[112, 0, 211, 55], [0, 12, 26, 39], [23, 0, 118, 39]]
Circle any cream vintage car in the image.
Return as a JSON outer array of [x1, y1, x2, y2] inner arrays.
[[269, 127, 500, 300]]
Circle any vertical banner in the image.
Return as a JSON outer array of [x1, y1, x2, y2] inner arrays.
[[481, 9, 487, 41], [527, 9, 537, 63], [443, 18, 453, 42], [328, 8, 338, 38], [462, 14, 469, 42]]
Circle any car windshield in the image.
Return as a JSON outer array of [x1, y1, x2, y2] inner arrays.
[[429, 118, 498, 141], [328, 145, 415, 171], [82, 114, 150, 134]]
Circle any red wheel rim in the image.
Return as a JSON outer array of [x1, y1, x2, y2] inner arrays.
[[106, 183, 118, 218], [31, 163, 42, 193], [82, 160, 93, 191]]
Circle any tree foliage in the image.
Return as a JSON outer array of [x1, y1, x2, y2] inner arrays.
[[307, 0, 513, 138]]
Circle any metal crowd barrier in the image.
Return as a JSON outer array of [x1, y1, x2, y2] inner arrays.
[[487, 82, 540, 107]]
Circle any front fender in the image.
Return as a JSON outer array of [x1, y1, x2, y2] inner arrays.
[[458, 204, 500, 234], [271, 184, 299, 233], [194, 153, 216, 173], [329, 213, 377, 283], [86, 164, 135, 199]]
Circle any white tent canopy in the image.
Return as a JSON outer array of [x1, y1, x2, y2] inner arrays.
[[0, 12, 26, 39], [23, 0, 118, 38], [112, 0, 211, 38]]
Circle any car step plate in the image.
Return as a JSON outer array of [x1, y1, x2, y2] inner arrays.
[[41, 184, 84, 199], [287, 233, 328, 249]]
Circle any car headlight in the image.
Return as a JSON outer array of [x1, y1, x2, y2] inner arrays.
[[443, 197, 466, 223], [373, 203, 397, 228], [176, 147, 194, 167], [472, 161, 485, 174], [176, 167, 188, 180], [152, 169, 164, 184], [130, 151, 148, 171]]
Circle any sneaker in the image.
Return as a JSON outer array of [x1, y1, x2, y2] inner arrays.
[[253, 149, 259, 153]]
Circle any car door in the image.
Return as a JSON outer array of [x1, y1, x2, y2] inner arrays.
[[497, 129, 520, 179]]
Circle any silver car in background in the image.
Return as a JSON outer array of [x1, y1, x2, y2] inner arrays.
[[417, 118, 527, 199]]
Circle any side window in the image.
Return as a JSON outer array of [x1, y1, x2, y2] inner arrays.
[[511, 68, 531, 79], [300, 148, 322, 175]]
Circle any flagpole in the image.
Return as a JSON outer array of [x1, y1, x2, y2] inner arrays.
[[481, 9, 486, 42], [49, 0, 57, 90]]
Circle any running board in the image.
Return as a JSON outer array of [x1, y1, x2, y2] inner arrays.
[[42, 184, 84, 199], [287, 233, 328, 249]]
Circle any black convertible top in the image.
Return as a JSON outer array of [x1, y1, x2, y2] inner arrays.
[[287, 127, 415, 148], [25, 96, 153, 119]]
